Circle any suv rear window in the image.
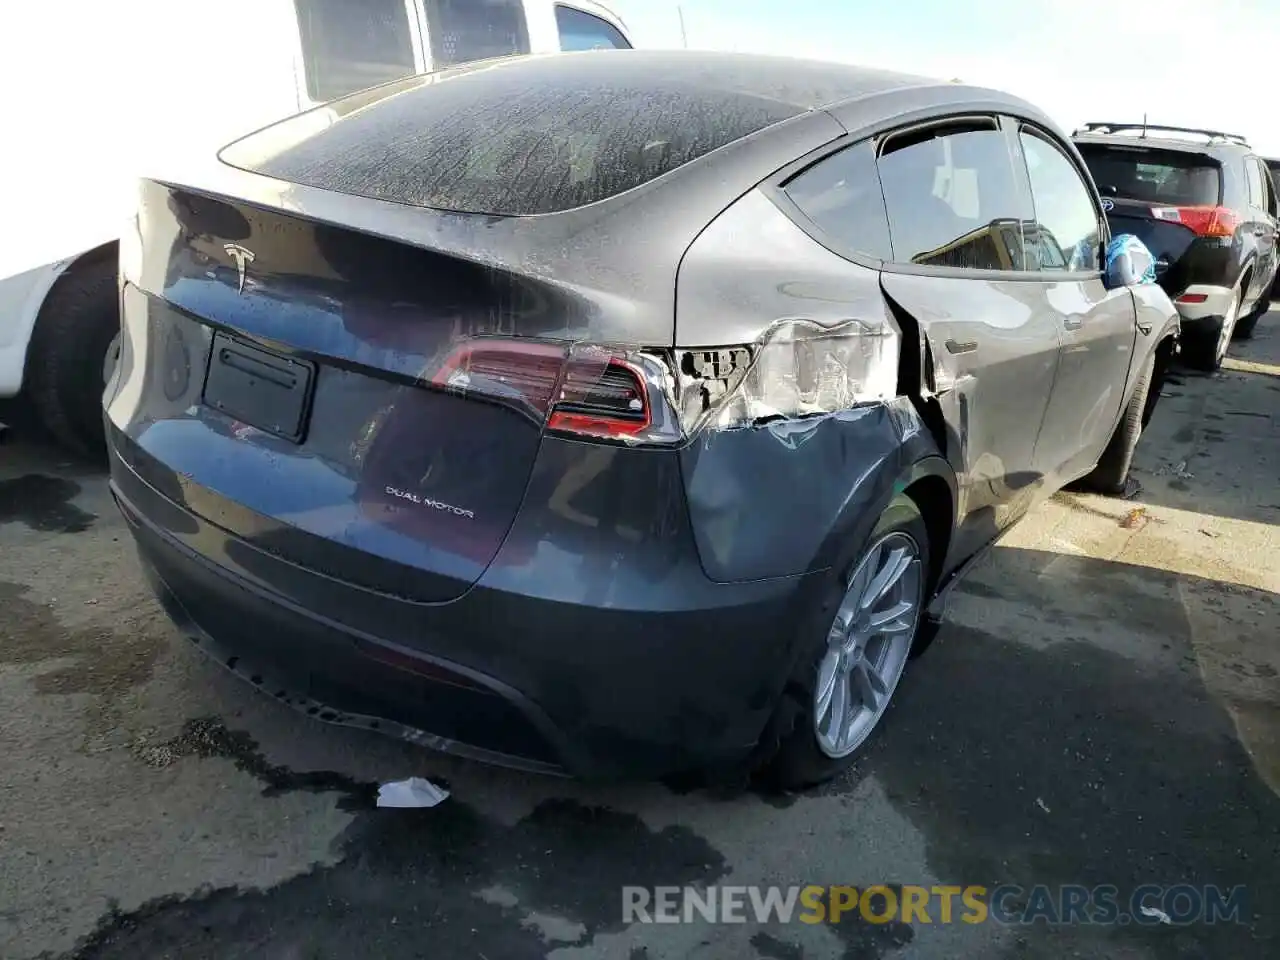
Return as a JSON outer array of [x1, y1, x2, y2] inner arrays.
[[222, 61, 806, 216], [1076, 144, 1222, 206]]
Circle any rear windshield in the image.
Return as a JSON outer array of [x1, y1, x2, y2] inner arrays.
[[1076, 144, 1222, 206], [220, 58, 808, 216]]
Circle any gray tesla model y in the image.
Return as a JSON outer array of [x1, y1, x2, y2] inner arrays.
[[107, 51, 1178, 788]]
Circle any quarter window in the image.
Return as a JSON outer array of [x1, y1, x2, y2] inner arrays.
[[1018, 130, 1102, 272], [877, 122, 1031, 271], [425, 0, 531, 69], [556, 5, 632, 50], [294, 0, 416, 103], [781, 140, 893, 261]]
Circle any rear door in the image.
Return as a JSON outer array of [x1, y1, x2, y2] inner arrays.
[[874, 117, 1063, 567], [1013, 124, 1137, 482]]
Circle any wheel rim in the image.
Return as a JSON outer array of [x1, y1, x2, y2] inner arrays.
[[813, 531, 924, 759], [102, 332, 122, 386], [1216, 291, 1241, 363]]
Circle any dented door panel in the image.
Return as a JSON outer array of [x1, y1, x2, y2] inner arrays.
[[880, 272, 1063, 569]]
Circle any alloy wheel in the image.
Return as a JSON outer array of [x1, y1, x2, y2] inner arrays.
[[813, 531, 923, 759]]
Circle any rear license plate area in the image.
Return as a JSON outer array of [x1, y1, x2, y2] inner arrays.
[[202, 333, 315, 442]]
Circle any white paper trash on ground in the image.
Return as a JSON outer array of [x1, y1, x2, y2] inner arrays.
[[377, 777, 450, 808]]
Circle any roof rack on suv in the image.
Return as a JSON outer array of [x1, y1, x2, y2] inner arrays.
[[1074, 121, 1250, 147]]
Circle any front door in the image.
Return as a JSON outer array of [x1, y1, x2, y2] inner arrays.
[[1013, 125, 1138, 482]]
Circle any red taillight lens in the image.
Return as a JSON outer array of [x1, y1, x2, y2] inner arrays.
[[1176, 292, 1209, 304], [1151, 205, 1242, 238], [430, 338, 659, 442], [549, 356, 651, 439]]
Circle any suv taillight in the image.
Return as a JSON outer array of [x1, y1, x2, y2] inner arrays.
[[1151, 205, 1242, 238]]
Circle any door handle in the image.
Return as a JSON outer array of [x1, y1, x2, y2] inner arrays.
[[944, 338, 978, 355]]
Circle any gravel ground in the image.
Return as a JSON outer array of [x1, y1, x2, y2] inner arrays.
[[2, 316, 1278, 960]]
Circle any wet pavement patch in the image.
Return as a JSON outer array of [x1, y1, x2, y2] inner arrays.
[[131, 717, 377, 811], [59, 795, 727, 959], [0, 475, 96, 533], [0, 581, 164, 697]]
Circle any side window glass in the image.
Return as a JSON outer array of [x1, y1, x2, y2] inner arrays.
[[877, 122, 1030, 271], [294, 0, 416, 103], [555, 5, 632, 50], [1018, 130, 1102, 273], [425, 0, 531, 69], [1244, 158, 1263, 207], [781, 140, 893, 261], [1260, 160, 1278, 217]]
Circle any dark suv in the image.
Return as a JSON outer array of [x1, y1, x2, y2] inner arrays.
[[1073, 123, 1278, 370]]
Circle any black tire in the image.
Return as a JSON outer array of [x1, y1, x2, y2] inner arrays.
[[1234, 299, 1267, 341], [1179, 322, 1225, 372], [1080, 351, 1155, 495], [755, 495, 932, 791], [25, 250, 120, 458]]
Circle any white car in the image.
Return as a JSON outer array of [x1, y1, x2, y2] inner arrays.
[[0, 0, 632, 455]]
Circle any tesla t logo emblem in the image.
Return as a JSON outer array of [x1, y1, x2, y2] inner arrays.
[[223, 243, 256, 294]]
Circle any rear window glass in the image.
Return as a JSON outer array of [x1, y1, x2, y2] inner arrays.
[[425, 0, 531, 68], [294, 0, 416, 103], [222, 64, 806, 216], [1076, 144, 1222, 206]]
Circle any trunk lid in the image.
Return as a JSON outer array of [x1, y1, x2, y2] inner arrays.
[[121, 183, 592, 601]]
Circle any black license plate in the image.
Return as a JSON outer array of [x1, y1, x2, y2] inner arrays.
[[202, 333, 315, 442]]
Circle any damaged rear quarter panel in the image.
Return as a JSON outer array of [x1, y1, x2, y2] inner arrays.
[[674, 190, 942, 582]]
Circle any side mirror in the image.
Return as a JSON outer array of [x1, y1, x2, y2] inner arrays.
[[1103, 233, 1157, 289]]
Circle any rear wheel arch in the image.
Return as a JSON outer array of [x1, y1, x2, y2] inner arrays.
[[901, 467, 955, 598]]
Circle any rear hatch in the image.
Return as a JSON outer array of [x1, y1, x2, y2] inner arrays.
[[112, 55, 819, 602], [120, 184, 606, 602], [1075, 141, 1229, 295]]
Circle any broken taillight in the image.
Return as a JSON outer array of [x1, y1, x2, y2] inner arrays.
[[428, 318, 899, 446], [430, 339, 679, 444]]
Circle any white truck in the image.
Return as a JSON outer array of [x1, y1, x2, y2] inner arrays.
[[0, 0, 633, 455]]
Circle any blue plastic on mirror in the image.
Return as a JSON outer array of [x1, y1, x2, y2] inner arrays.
[[1104, 234, 1157, 288]]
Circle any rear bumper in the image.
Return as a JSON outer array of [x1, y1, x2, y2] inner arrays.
[[1172, 283, 1235, 331], [109, 430, 817, 780]]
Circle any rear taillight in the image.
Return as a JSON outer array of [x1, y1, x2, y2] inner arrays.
[[1176, 292, 1209, 304], [430, 339, 677, 444], [1151, 205, 1242, 238], [428, 318, 899, 446]]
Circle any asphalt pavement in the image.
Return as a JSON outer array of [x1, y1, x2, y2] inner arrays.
[[2, 315, 1278, 960]]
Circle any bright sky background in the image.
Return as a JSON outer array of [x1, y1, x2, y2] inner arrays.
[[610, 0, 1279, 157]]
